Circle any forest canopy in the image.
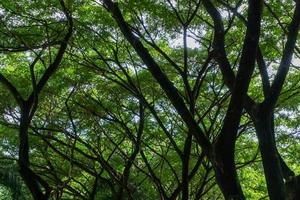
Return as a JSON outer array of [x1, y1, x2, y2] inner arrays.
[[0, 0, 300, 199]]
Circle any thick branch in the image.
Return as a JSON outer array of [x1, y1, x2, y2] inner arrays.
[[0, 74, 24, 105], [103, 0, 212, 154], [263, 1, 300, 110], [217, 0, 262, 145], [27, 0, 73, 105]]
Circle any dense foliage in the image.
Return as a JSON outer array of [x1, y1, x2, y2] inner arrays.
[[0, 0, 299, 199]]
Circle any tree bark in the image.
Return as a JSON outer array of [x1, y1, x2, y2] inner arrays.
[[254, 110, 285, 200], [18, 105, 50, 200], [285, 175, 300, 200], [181, 133, 192, 200], [212, 145, 244, 200]]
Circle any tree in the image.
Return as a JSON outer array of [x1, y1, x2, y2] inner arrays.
[[0, 0, 73, 199], [0, 0, 300, 199]]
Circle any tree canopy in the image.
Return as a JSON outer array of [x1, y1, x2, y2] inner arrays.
[[0, 0, 300, 199]]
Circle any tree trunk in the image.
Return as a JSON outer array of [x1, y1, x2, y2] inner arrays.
[[18, 106, 50, 200], [254, 113, 285, 200], [213, 145, 244, 200], [181, 133, 192, 200], [285, 175, 300, 200]]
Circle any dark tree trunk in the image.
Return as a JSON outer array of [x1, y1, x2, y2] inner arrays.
[[18, 106, 50, 200], [19, 165, 48, 200], [254, 112, 285, 200], [213, 144, 244, 200], [181, 133, 192, 200], [285, 175, 300, 200]]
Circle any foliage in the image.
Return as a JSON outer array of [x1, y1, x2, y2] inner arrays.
[[0, 0, 300, 199]]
